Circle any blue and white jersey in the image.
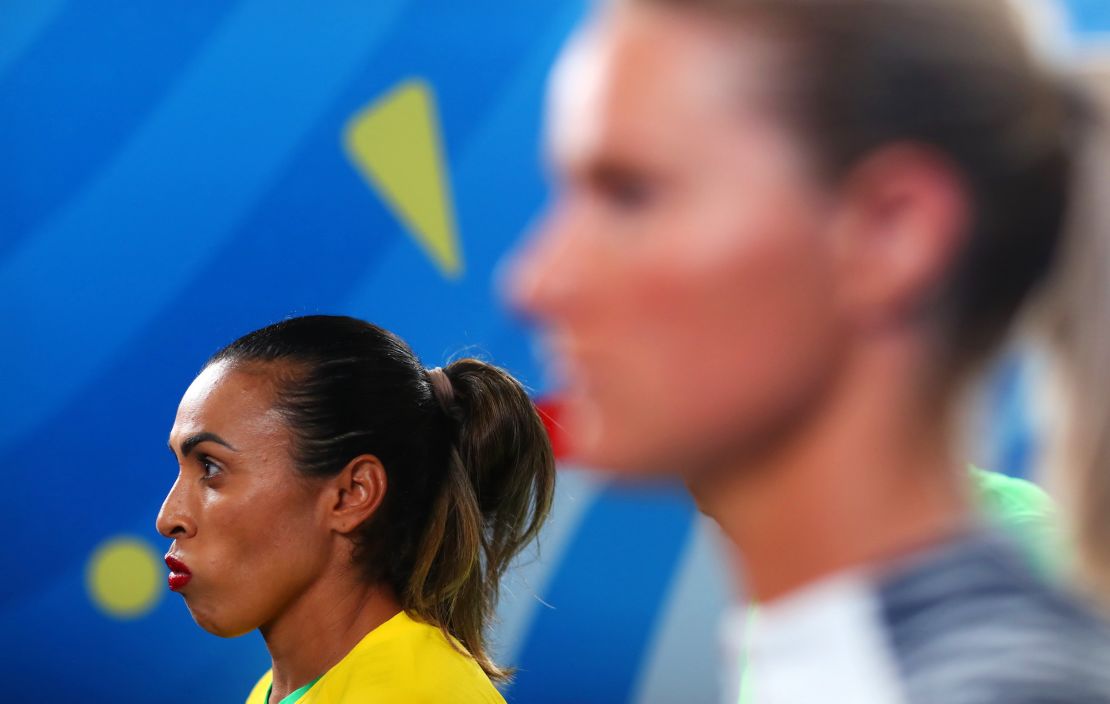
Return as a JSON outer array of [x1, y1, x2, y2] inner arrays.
[[735, 531, 1110, 704]]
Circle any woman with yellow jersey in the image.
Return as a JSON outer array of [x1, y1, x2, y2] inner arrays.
[[156, 315, 555, 703]]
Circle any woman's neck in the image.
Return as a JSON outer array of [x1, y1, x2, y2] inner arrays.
[[261, 568, 401, 703], [689, 336, 972, 603]]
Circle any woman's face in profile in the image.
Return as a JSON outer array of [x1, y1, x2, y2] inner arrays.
[[158, 360, 332, 637], [509, 3, 842, 475]]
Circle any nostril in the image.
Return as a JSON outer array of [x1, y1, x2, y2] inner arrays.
[[156, 512, 191, 540]]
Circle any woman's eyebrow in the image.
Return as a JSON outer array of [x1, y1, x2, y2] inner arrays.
[[175, 432, 239, 458]]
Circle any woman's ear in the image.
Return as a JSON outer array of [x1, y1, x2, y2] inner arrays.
[[828, 143, 971, 328], [327, 455, 388, 534]]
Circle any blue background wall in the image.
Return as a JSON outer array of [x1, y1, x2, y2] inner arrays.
[[2, 2, 1108, 702]]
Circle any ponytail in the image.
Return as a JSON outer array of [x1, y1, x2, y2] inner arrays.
[[1035, 60, 1110, 602], [405, 358, 556, 681]]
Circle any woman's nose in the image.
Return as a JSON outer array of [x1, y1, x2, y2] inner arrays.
[[505, 208, 587, 321], [156, 477, 197, 540]]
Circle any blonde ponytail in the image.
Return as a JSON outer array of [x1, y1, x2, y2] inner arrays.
[[1036, 58, 1110, 602]]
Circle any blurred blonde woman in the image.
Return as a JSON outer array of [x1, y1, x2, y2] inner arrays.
[[509, 1, 1110, 702]]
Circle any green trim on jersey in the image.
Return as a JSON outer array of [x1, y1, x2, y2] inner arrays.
[[265, 676, 321, 704], [971, 467, 1062, 574]]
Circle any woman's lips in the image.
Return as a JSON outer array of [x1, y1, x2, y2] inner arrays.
[[164, 554, 192, 591]]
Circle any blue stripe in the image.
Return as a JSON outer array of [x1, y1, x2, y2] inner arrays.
[[508, 485, 696, 704], [0, 0, 66, 77], [1066, 0, 1110, 34], [0, 1, 238, 261], [0, 0, 410, 455], [988, 354, 1037, 479]]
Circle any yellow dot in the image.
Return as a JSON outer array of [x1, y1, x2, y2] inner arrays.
[[86, 536, 163, 619]]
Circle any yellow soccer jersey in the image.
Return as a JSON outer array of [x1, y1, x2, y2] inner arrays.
[[245, 611, 505, 704]]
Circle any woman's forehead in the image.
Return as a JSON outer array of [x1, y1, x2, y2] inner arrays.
[[547, 4, 790, 176], [171, 362, 285, 449]]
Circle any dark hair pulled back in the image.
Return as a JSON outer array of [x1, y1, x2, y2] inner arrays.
[[208, 315, 555, 681]]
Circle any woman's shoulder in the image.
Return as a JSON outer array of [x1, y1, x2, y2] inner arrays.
[[309, 611, 505, 704]]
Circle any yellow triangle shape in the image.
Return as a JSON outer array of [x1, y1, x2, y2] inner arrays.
[[343, 79, 463, 278]]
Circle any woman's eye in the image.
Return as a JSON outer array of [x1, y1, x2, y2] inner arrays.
[[199, 457, 222, 480], [592, 167, 658, 214], [604, 177, 654, 211]]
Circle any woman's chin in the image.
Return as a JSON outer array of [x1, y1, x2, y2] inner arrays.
[[187, 604, 254, 639]]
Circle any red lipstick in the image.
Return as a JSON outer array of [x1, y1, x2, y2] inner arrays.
[[165, 554, 192, 591]]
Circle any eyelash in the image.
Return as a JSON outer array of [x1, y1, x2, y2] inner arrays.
[[197, 455, 222, 481]]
